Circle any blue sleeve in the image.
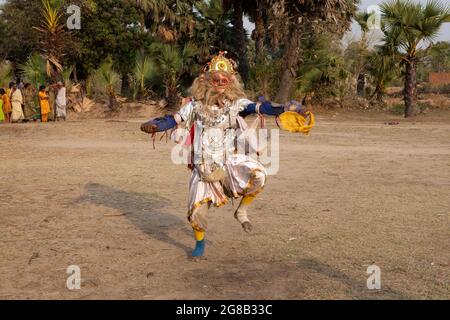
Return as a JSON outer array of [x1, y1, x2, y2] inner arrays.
[[239, 101, 285, 118], [141, 115, 177, 133]]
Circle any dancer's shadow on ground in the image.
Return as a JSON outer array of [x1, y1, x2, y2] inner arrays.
[[73, 182, 192, 255]]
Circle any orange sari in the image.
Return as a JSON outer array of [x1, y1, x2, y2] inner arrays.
[[2, 94, 12, 114]]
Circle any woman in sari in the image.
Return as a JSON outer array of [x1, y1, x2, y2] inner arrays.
[[23, 83, 37, 121], [38, 85, 50, 122], [0, 90, 4, 123], [0, 88, 11, 123]]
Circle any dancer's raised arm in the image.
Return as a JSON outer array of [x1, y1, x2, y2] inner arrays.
[[239, 98, 306, 118], [140, 100, 193, 134]]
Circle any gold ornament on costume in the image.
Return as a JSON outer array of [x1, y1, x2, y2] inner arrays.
[[204, 51, 237, 75]]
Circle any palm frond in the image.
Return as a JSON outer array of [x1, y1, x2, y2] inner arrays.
[[93, 59, 120, 97], [381, 0, 449, 53], [61, 65, 74, 89], [20, 53, 49, 89], [132, 50, 156, 95]]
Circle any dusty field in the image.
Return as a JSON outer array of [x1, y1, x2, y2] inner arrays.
[[0, 109, 449, 300]]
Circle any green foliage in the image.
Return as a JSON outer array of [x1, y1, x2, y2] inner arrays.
[[92, 58, 120, 98], [344, 41, 370, 79], [72, 0, 152, 81], [391, 101, 430, 114], [1, 0, 448, 112], [366, 44, 399, 100], [390, 103, 405, 115], [248, 55, 282, 100], [380, 0, 450, 116], [136, 0, 177, 34], [0, 61, 13, 88], [428, 41, 450, 72], [38, 0, 64, 34], [61, 65, 74, 90], [34, 0, 66, 79], [354, 11, 372, 33], [417, 41, 450, 82], [147, 42, 198, 105], [20, 53, 49, 89], [294, 34, 348, 100], [380, 0, 450, 58], [131, 50, 157, 100], [0, 0, 42, 64], [192, 0, 234, 60]]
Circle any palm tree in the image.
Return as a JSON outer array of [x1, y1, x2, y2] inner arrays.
[[93, 58, 121, 109], [380, 0, 450, 117], [131, 50, 156, 100], [61, 65, 74, 91], [354, 11, 372, 96], [366, 45, 398, 102], [232, 0, 269, 62], [148, 42, 197, 108], [20, 53, 49, 89], [255, 0, 269, 60], [136, 0, 197, 43], [33, 0, 65, 80]]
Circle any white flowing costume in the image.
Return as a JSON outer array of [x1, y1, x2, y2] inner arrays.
[[174, 98, 266, 226]]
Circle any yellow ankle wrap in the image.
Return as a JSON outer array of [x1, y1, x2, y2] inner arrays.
[[194, 229, 205, 241], [241, 195, 256, 205]]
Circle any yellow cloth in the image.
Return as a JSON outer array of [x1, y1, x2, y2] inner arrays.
[[241, 194, 256, 205], [278, 111, 315, 134], [2, 94, 11, 113], [194, 229, 205, 241], [39, 91, 50, 115], [0, 99, 4, 121]]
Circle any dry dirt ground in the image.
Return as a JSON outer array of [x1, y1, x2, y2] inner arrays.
[[1, 109, 449, 300]]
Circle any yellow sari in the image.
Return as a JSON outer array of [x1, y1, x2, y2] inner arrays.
[[39, 91, 50, 115]]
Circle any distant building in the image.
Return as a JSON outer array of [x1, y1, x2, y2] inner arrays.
[[429, 72, 450, 86]]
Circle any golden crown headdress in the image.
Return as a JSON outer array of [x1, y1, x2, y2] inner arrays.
[[204, 51, 237, 74]]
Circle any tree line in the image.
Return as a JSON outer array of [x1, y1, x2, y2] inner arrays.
[[0, 0, 449, 117]]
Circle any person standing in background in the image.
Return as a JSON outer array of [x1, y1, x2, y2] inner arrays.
[[10, 83, 24, 123], [38, 85, 50, 123], [23, 83, 37, 121], [1, 88, 11, 123], [0, 90, 4, 123], [6, 82, 14, 98], [55, 81, 67, 121]]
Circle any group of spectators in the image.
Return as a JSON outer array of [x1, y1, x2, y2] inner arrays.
[[0, 81, 66, 123]]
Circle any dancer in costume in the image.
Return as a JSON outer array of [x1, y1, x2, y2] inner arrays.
[[141, 52, 314, 258]]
